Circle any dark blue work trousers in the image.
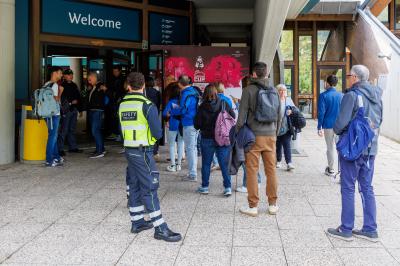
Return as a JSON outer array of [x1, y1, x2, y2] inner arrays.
[[125, 147, 167, 230]]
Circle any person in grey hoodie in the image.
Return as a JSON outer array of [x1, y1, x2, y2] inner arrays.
[[327, 65, 383, 243], [236, 62, 282, 217]]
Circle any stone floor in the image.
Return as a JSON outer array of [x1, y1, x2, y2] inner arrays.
[[1, 120, 400, 265]]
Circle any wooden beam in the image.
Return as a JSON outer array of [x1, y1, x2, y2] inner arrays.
[[291, 14, 354, 21], [370, 0, 392, 17], [40, 34, 142, 50], [31, 0, 41, 92], [312, 21, 318, 119], [294, 22, 299, 106]]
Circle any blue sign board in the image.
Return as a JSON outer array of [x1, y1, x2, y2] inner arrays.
[[149, 13, 189, 45], [42, 0, 141, 42]]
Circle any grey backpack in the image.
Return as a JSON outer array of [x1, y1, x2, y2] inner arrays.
[[33, 83, 60, 130], [254, 85, 280, 123]]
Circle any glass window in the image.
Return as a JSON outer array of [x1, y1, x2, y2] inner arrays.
[[279, 30, 294, 61], [378, 5, 389, 24], [319, 68, 343, 94], [284, 67, 293, 98], [299, 35, 312, 95], [317, 30, 330, 61]]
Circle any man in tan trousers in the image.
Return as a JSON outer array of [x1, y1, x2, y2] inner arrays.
[[236, 62, 282, 216]]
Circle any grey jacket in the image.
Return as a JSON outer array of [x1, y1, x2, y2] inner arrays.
[[236, 78, 282, 136], [333, 81, 383, 156]]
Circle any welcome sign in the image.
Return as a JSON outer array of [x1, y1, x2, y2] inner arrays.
[[42, 0, 141, 42]]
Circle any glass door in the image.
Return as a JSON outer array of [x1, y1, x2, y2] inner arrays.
[[317, 66, 345, 97]]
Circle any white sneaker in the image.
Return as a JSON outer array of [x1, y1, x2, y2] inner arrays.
[[167, 165, 177, 172], [276, 162, 283, 169], [239, 206, 258, 217], [176, 164, 182, 171], [236, 186, 248, 193], [287, 163, 295, 170], [268, 205, 279, 215]]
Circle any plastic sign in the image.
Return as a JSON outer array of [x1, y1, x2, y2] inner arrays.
[[42, 0, 141, 42]]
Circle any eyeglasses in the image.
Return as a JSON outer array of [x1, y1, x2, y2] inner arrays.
[[346, 74, 356, 78]]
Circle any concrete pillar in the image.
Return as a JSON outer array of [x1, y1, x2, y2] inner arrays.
[[0, 0, 15, 165], [69, 58, 82, 88]]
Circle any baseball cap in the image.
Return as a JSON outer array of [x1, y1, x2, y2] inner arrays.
[[63, 69, 73, 75]]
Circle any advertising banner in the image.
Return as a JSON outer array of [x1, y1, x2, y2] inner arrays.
[[152, 45, 250, 99]]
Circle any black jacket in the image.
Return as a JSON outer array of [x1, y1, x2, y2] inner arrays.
[[145, 87, 161, 112], [88, 82, 108, 110], [61, 81, 81, 111], [194, 98, 235, 139]]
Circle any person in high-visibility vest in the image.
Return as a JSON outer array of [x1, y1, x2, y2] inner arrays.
[[119, 72, 181, 242]]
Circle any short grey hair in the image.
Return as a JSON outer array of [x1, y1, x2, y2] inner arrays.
[[351, 65, 369, 82], [276, 84, 287, 91]]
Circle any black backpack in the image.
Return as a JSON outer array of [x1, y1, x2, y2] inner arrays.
[[254, 85, 280, 123], [289, 107, 306, 130]]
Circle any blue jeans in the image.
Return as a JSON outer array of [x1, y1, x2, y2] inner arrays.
[[242, 164, 262, 187], [200, 138, 231, 189], [168, 130, 184, 165], [183, 126, 198, 177], [340, 155, 377, 233], [89, 110, 105, 153], [58, 110, 78, 152], [276, 132, 292, 164], [45, 115, 61, 164]]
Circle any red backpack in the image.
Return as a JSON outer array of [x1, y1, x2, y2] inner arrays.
[[215, 102, 236, 146]]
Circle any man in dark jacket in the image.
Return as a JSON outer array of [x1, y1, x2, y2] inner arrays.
[[58, 69, 82, 155], [327, 65, 383, 242], [236, 62, 282, 217], [144, 77, 161, 160], [87, 72, 108, 158]]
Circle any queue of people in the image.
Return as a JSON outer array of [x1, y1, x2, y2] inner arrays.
[[39, 62, 383, 244]]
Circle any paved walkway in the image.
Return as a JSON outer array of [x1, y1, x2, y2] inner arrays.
[[1, 121, 400, 265]]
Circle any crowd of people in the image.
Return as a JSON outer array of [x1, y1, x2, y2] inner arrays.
[[39, 62, 383, 243]]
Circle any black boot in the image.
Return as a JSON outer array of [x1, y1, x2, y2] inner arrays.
[[131, 221, 153, 234], [154, 226, 182, 242]]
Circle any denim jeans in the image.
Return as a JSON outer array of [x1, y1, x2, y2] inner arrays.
[[89, 110, 105, 153], [200, 138, 231, 189], [45, 115, 61, 164], [183, 126, 198, 177], [276, 131, 292, 164], [340, 155, 377, 234], [168, 130, 184, 165], [58, 110, 78, 152], [241, 164, 262, 187]]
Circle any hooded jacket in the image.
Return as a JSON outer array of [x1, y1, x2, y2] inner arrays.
[[194, 97, 235, 139], [236, 78, 282, 136], [170, 86, 199, 127], [334, 81, 383, 156]]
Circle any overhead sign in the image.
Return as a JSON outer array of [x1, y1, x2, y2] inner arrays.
[[149, 13, 190, 45], [41, 0, 141, 42]]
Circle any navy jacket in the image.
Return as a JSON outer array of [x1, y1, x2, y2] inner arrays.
[[170, 86, 199, 127], [317, 87, 343, 130], [334, 82, 383, 156]]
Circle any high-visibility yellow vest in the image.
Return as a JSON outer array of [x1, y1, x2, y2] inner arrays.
[[118, 94, 157, 147]]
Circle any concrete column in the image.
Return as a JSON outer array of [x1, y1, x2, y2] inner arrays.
[[69, 58, 82, 88], [0, 0, 15, 165]]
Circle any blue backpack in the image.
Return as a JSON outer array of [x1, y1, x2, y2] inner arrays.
[[336, 90, 375, 161]]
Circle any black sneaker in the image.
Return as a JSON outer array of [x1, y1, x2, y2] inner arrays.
[[352, 229, 380, 242], [326, 227, 353, 242], [154, 227, 182, 242], [325, 167, 335, 176], [90, 152, 105, 159], [131, 221, 153, 234], [69, 149, 83, 153]]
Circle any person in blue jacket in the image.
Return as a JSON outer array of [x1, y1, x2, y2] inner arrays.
[[317, 75, 343, 176], [170, 75, 200, 181], [163, 83, 184, 172]]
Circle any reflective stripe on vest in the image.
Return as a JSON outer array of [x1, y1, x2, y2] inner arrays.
[[119, 94, 157, 147]]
